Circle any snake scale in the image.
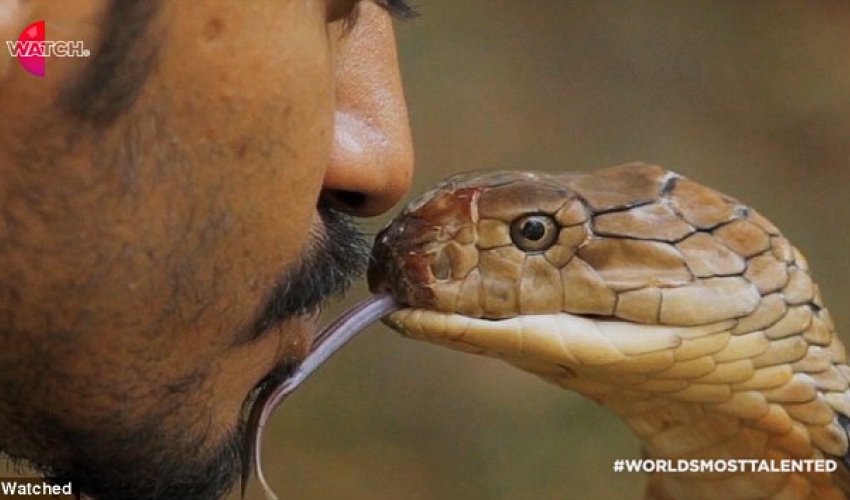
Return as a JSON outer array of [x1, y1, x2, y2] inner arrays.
[[365, 163, 850, 499]]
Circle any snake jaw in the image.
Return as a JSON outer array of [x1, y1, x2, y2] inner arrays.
[[381, 308, 744, 384]]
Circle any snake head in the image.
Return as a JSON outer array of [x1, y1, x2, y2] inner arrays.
[[369, 170, 592, 318], [368, 163, 819, 325]]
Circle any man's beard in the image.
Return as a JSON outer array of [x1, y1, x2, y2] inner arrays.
[[43, 418, 245, 500], [35, 206, 370, 500]]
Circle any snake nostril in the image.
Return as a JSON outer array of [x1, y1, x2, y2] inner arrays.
[[430, 251, 451, 281]]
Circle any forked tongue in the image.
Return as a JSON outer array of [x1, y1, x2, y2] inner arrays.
[[241, 294, 400, 499]]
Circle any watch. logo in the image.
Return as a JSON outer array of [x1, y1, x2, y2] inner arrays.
[[5, 21, 91, 78]]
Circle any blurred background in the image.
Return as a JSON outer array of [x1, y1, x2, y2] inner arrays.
[[242, 1, 850, 499]]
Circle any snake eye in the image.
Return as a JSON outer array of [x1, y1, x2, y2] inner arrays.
[[510, 214, 559, 252]]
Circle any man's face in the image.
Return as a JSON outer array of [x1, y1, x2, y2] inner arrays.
[[0, 0, 413, 498]]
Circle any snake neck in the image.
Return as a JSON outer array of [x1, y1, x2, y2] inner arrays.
[[619, 398, 800, 499], [556, 379, 846, 500]]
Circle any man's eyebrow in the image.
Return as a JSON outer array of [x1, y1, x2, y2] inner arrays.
[[377, 0, 420, 20]]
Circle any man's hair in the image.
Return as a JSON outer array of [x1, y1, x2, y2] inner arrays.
[[60, 0, 162, 127]]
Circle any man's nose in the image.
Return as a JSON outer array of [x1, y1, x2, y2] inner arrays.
[[321, 3, 414, 217]]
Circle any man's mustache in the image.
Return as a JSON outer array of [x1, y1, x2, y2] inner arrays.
[[247, 205, 371, 339]]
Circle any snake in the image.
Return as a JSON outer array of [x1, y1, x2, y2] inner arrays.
[[246, 163, 850, 500]]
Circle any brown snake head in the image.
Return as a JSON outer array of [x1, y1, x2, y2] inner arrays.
[[368, 163, 850, 499]]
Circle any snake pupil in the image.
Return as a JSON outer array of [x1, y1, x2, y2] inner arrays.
[[522, 220, 546, 241]]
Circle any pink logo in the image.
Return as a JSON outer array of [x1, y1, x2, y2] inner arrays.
[[12, 20, 45, 77], [5, 21, 91, 77]]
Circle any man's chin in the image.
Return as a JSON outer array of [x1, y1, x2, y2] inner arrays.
[[39, 419, 245, 500]]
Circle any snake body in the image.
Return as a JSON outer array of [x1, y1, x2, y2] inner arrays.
[[367, 163, 850, 499]]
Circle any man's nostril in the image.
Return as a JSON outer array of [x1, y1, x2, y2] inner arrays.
[[321, 190, 369, 213]]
